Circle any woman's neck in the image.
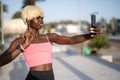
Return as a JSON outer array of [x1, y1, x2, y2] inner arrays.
[[29, 27, 40, 36]]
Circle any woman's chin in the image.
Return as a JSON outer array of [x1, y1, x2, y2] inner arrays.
[[37, 26, 43, 30]]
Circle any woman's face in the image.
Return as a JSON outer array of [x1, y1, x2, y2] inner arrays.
[[28, 16, 44, 30]]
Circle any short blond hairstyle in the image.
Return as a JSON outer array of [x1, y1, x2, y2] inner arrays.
[[21, 6, 44, 24]]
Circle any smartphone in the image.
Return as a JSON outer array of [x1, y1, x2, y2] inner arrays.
[[91, 14, 96, 27], [91, 14, 96, 37]]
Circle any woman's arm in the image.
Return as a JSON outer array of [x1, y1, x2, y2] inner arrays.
[[48, 26, 100, 45], [0, 27, 33, 67], [48, 33, 91, 44], [0, 37, 25, 67]]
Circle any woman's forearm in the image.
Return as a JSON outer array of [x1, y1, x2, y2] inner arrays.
[[0, 49, 21, 67], [71, 33, 92, 44]]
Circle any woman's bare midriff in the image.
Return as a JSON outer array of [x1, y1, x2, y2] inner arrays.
[[30, 63, 52, 71]]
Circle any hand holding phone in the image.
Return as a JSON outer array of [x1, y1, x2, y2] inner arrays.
[[91, 14, 96, 37]]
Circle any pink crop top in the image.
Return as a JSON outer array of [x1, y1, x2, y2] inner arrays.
[[23, 36, 52, 67]]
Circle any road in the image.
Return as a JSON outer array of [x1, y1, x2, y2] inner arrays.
[[109, 35, 120, 44]]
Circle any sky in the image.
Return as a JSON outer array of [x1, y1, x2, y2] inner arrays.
[[2, 0, 120, 23]]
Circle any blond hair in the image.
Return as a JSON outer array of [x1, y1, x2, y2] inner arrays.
[[21, 6, 44, 24]]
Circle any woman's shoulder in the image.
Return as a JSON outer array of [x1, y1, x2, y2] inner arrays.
[[6, 36, 25, 51], [46, 33, 59, 37], [46, 33, 60, 42]]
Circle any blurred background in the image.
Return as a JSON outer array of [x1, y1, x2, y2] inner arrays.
[[1, 0, 120, 63], [0, 0, 120, 80]]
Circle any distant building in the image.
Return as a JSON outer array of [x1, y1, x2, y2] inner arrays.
[[56, 24, 66, 34], [3, 18, 27, 34], [66, 24, 80, 34], [56, 23, 88, 35], [57, 24, 81, 34]]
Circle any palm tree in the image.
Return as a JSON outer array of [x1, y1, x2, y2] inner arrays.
[[0, 4, 8, 12], [12, 0, 45, 19], [12, 11, 21, 19], [88, 35, 110, 55], [97, 18, 107, 34], [22, 0, 45, 8], [110, 17, 117, 35]]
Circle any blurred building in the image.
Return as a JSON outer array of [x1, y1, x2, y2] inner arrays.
[[3, 18, 27, 34], [66, 24, 80, 34], [56, 23, 88, 35]]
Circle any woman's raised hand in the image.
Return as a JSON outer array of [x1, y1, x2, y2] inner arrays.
[[23, 28, 33, 48]]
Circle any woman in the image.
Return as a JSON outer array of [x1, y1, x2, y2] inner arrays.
[[0, 6, 100, 80]]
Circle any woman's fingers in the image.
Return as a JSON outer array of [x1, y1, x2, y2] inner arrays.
[[90, 25, 101, 37], [23, 28, 34, 47]]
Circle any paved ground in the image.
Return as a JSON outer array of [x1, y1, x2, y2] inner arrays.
[[0, 49, 120, 80]]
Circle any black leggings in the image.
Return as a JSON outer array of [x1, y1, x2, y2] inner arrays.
[[25, 69, 54, 80]]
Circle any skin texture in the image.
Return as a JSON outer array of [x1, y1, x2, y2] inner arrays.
[[0, 16, 100, 71]]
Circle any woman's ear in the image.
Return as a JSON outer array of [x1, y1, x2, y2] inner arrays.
[[26, 19, 30, 26], [25, 19, 30, 29]]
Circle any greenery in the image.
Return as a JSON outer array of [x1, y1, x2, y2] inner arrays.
[[88, 35, 110, 55], [12, 0, 45, 19], [22, 0, 45, 8], [0, 4, 8, 12], [12, 11, 22, 19]]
